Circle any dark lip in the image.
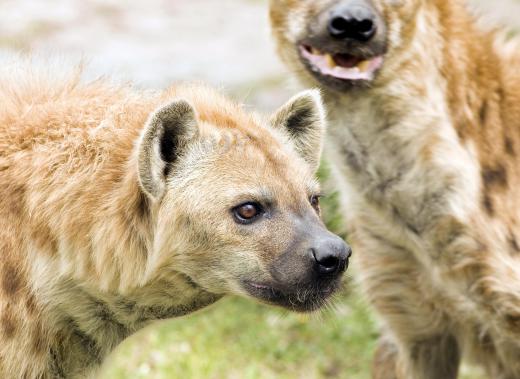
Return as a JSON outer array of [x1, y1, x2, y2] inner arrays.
[[297, 40, 387, 91], [242, 279, 340, 313]]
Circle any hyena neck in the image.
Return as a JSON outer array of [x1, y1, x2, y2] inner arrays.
[[43, 275, 221, 377], [325, 1, 503, 234], [26, 163, 222, 376]]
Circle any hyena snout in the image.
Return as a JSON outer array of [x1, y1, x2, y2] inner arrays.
[[271, 226, 351, 287], [310, 234, 351, 277], [328, 0, 378, 42], [261, 230, 350, 312], [293, 0, 387, 88], [243, 223, 350, 312]]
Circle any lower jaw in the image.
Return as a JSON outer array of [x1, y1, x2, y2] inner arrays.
[[244, 282, 336, 312], [298, 53, 384, 90], [304, 66, 376, 92], [267, 295, 329, 313]]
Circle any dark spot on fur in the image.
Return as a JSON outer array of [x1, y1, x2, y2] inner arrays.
[[478, 331, 496, 353], [432, 218, 466, 253], [31, 323, 47, 354], [376, 173, 402, 195], [87, 298, 130, 337], [482, 193, 494, 216], [25, 293, 38, 316], [479, 101, 488, 124], [116, 299, 137, 313], [504, 136, 515, 156], [1, 312, 17, 339], [2, 264, 22, 296], [341, 145, 362, 172], [180, 273, 200, 289], [509, 232, 520, 254], [136, 191, 149, 219], [506, 314, 520, 330], [7, 184, 26, 215], [482, 164, 508, 190], [392, 206, 420, 235], [497, 88, 505, 103]]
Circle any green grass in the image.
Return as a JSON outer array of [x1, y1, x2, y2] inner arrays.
[[99, 290, 377, 379]]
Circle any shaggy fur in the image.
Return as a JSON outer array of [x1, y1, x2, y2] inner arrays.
[[0, 60, 344, 378], [270, 0, 520, 378]]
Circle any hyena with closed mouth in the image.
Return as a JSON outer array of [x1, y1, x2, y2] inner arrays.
[[0, 61, 350, 378], [271, 0, 520, 378]]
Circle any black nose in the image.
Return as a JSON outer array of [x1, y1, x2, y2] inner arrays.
[[328, 3, 377, 42], [311, 238, 351, 277]]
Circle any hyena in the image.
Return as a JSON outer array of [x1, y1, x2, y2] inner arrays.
[[0, 62, 350, 378], [271, 0, 520, 378]]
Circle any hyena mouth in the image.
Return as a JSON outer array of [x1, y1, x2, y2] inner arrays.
[[242, 280, 339, 312], [299, 44, 384, 84]]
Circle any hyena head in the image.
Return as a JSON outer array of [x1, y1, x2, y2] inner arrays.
[[137, 87, 350, 312], [270, 0, 422, 92]]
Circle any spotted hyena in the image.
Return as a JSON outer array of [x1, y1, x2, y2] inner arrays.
[[271, 0, 520, 378], [0, 61, 350, 378]]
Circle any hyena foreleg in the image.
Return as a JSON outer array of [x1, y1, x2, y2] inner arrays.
[[359, 233, 462, 379], [373, 332, 460, 379], [372, 334, 399, 379], [405, 333, 460, 379]]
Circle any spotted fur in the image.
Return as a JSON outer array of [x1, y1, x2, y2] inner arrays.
[[0, 60, 336, 378], [271, 0, 520, 377]]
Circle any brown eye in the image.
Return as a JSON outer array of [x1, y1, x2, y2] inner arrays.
[[233, 202, 263, 224], [310, 195, 321, 212]]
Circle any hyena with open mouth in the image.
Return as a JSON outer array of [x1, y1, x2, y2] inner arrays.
[[0, 61, 350, 378], [271, 0, 520, 378]]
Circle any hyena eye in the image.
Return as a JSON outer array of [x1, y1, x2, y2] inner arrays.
[[233, 202, 264, 224], [310, 195, 321, 212]]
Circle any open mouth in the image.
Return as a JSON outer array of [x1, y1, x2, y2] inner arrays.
[[299, 44, 384, 83], [243, 280, 339, 313]]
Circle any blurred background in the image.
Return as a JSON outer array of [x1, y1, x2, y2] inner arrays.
[[1, 0, 518, 378]]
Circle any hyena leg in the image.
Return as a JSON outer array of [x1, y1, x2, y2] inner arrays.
[[399, 333, 460, 379], [372, 335, 399, 379], [356, 231, 462, 379], [477, 342, 520, 379], [372, 332, 460, 379]]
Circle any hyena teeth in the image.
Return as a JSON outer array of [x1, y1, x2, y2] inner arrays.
[[325, 54, 337, 68], [310, 47, 322, 55], [357, 60, 371, 72]]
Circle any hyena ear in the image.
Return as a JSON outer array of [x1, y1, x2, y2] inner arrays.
[[137, 100, 198, 200], [270, 89, 326, 172]]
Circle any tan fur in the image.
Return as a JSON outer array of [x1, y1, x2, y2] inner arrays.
[[271, 0, 520, 378], [0, 60, 340, 378]]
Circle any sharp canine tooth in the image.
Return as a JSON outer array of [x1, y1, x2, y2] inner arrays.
[[325, 54, 336, 68], [357, 60, 371, 72]]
